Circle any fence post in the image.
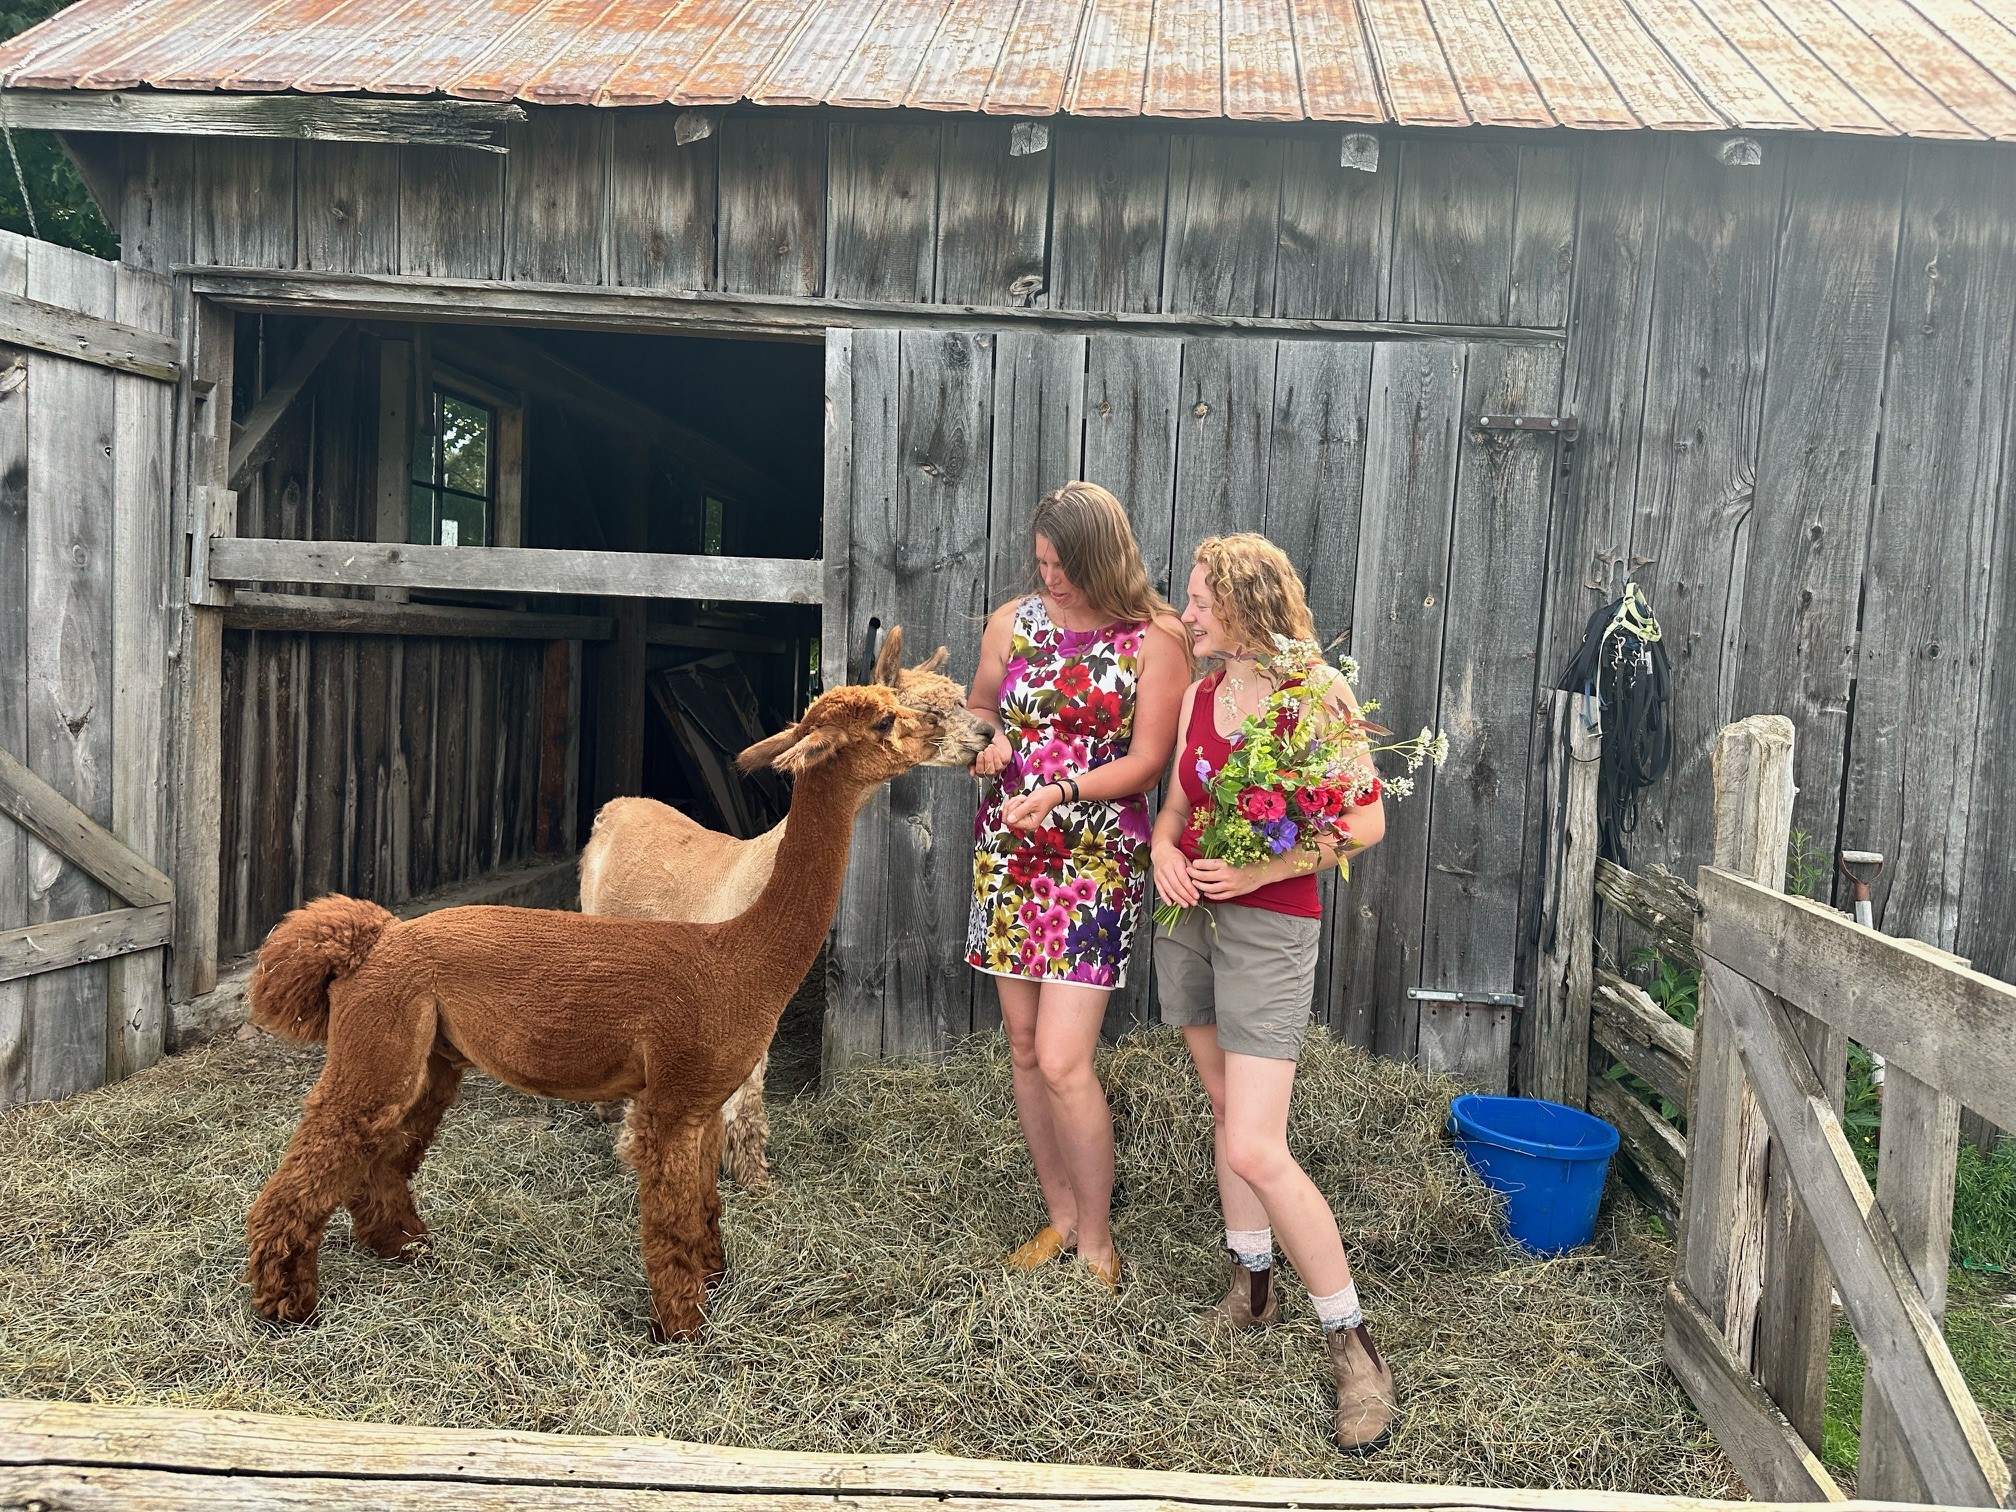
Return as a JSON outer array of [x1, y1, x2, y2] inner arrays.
[[1527, 689, 1601, 1106], [1674, 717, 1794, 1364]]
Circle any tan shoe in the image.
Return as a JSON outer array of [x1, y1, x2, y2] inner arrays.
[[1080, 1249, 1122, 1292], [1006, 1225, 1074, 1270], [1202, 1255, 1279, 1331], [1326, 1322, 1396, 1453]]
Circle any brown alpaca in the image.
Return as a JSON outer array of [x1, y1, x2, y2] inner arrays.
[[243, 682, 975, 1339], [578, 626, 990, 1189]]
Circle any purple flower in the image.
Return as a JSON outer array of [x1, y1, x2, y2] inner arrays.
[[1265, 817, 1300, 855], [1067, 906, 1126, 962]]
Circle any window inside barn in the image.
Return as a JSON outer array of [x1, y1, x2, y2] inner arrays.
[[412, 387, 497, 547]]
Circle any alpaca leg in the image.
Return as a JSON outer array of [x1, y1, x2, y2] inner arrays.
[[246, 997, 434, 1323], [698, 1111, 728, 1287], [349, 1051, 463, 1261], [621, 1100, 717, 1341], [246, 1092, 408, 1323], [720, 1052, 772, 1192]]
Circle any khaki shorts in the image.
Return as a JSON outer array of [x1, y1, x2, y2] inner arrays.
[[1153, 904, 1321, 1060]]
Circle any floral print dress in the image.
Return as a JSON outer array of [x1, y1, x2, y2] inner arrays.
[[967, 595, 1153, 989]]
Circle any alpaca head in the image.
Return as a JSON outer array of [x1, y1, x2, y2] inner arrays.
[[735, 684, 945, 788], [872, 626, 993, 768]]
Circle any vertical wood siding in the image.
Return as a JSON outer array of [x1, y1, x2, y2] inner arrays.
[[212, 326, 553, 961], [116, 116, 2016, 1083]]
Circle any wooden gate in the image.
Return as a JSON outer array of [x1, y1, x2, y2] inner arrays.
[[1670, 863, 2016, 1504], [823, 327, 1564, 1085], [0, 230, 179, 1108]]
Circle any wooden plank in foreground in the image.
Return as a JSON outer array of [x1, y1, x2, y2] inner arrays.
[[1697, 865, 2016, 1132], [1661, 1285, 1843, 1504], [0, 1397, 1877, 1510]]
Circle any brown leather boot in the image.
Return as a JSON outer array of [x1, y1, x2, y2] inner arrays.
[[1202, 1255, 1279, 1331], [1326, 1322, 1396, 1453]]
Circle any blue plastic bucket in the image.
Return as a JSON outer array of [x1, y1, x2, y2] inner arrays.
[[1449, 1094, 1620, 1255]]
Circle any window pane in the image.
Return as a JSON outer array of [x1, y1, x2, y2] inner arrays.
[[440, 394, 492, 498], [438, 489, 488, 548]]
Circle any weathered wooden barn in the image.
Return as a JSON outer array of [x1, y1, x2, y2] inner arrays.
[[0, 0, 2012, 1111]]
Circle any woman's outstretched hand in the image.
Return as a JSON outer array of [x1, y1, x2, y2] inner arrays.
[[1153, 840, 1201, 908], [1001, 783, 1062, 832], [971, 731, 1012, 778]]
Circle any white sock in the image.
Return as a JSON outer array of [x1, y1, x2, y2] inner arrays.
[[1310, 1280, 1363, 1333], [1225, 1227, 1273, 1271]]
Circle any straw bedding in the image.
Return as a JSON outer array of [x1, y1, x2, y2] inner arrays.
[[0, 1003, 1735, 1494]]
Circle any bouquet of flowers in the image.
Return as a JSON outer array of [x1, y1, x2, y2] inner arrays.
[[1152, 636, 1448, 932]]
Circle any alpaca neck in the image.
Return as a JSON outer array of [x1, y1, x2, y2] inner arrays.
[[724, 760, 871, 986]]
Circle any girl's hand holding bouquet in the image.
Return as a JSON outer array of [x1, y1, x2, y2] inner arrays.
[[1153, 637, 1448, 932]]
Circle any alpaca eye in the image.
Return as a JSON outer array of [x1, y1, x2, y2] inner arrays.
[[874, 714, 897, 734]]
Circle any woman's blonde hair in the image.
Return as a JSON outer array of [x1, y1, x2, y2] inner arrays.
[[1029, 482, 1186, 653], [1191, 533, 1317, 652]]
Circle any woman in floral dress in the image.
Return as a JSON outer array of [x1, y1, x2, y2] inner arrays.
[[965, 482, 1188, 1288]]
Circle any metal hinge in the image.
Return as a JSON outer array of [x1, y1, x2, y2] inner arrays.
[[1476, 414, 1578, 441], [1407, 988, 1525, 1010]]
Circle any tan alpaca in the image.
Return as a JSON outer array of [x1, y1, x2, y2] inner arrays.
[[243, 682, 987, 1339], [579, 627, 989, 1189]]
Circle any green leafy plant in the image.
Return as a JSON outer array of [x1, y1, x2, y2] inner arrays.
[[0, 2, 118, 257], [1786, 827, 1828, 900]]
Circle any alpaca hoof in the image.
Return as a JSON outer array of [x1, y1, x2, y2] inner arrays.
[[250, 1294, 320, 1329]]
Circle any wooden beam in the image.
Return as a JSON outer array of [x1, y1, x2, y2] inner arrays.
[[1674, 716, 1793, 1378], [1661, 1285, 1843, 1504], [645, 623, 791, 655], [1696, 866, 2016, 1131], [0, 1393, 1870, 1512], [206, 539, 823, 605], [0, 288, 181, 382], [227, 320, 346, 488], [0, 903, 172, 985], [1591, 968, 1693, 1112], [0, 89, 520, 150], [1593, 858, 1701, 972], [1860, 1062, 1962, 1503], [1526, 690, 1600, 1106], [0, 746, 173, 908], [186, 268, 1570, 347], [430, 326, 785, 504], [222, 590, 613, 642], [1586, 1073, 1684, 1227], [1704, 956, 2010, 1507]]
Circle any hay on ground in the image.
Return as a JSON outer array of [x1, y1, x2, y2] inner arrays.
[[0, 1025, 1735, 1493]]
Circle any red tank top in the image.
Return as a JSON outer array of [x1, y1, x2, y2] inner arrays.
[[1175, 672, 1322, 918]]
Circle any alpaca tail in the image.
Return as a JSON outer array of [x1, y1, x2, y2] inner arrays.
[[248, 895, 398, 1044]]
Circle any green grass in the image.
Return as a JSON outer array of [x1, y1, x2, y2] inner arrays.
[[1821, 1269, 2016, 1484]]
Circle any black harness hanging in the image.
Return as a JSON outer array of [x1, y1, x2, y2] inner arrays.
[[1556, 583, 1672, 870]]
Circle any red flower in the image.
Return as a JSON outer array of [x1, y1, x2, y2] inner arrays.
[[1237, 787, 1286, 822], [1007, 825, 1072, 885], [1057, 687, 1124, 738], [1353, 777, 1383, 807], [1052, 663, 1093, 700], [1297, 785, 1346, 819]]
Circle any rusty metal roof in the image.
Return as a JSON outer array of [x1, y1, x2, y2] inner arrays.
[[4, 0, 2015, 137]]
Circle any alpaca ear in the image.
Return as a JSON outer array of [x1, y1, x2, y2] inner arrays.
[[871, 625, 905, 686], [737, 725, 802, 774], [913, 645, 950, 676], [767, 726, 844, 776]]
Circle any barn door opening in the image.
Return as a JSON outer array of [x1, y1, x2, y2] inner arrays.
[[0, 229, 179, 1108]]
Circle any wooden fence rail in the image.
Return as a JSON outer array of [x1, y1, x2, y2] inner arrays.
[[1672, 868, 2016, 1507]]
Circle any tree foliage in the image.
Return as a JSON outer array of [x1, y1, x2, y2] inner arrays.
[[0, 0, 119, 257]]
